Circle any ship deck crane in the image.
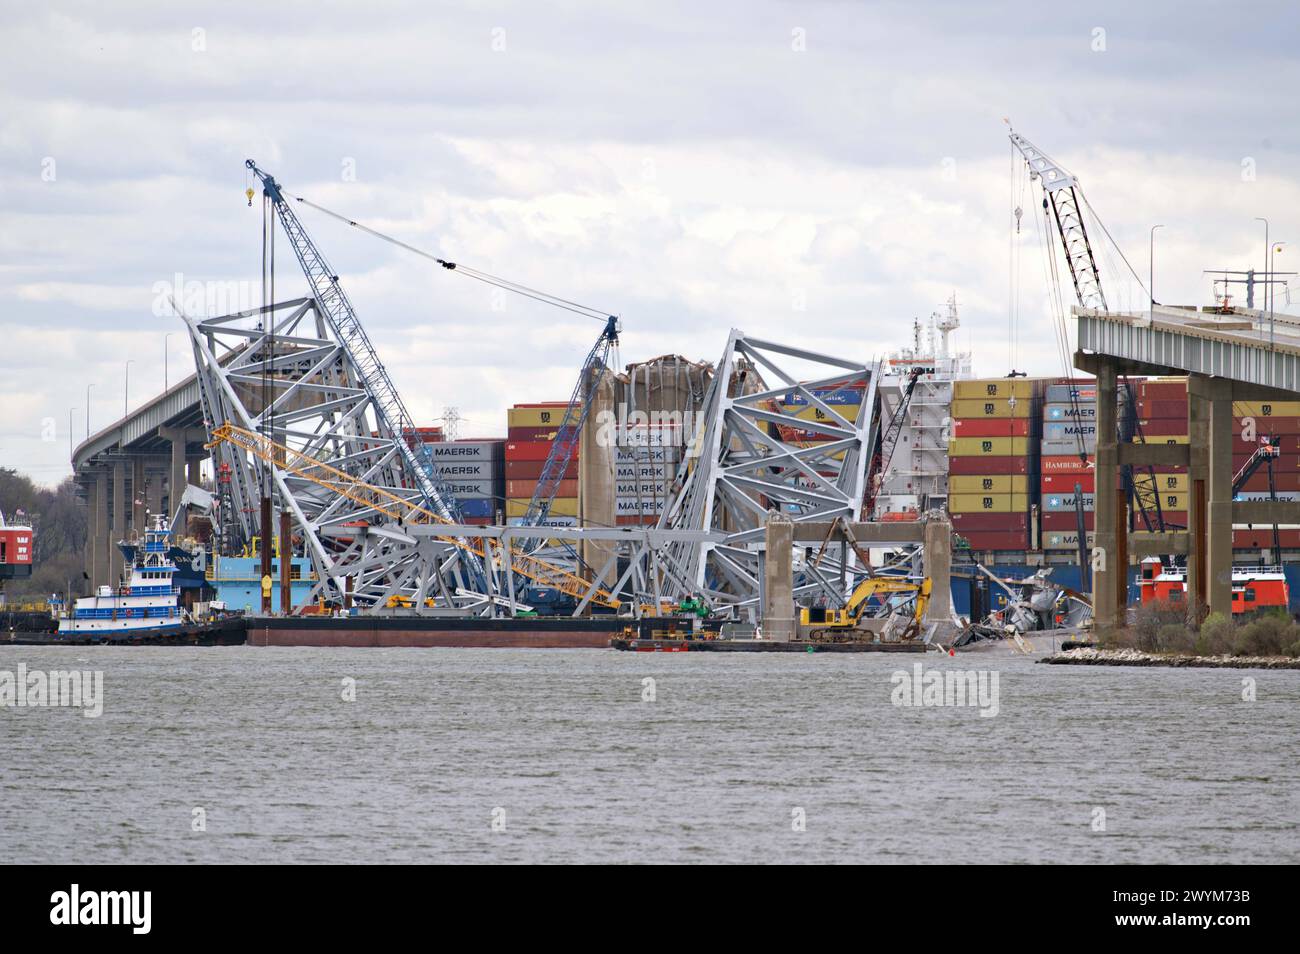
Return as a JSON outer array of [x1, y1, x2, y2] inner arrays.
[[867, 366, 924, 513]]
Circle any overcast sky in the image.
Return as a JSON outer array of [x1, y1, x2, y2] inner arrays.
[[3, 0, 1298, 486]]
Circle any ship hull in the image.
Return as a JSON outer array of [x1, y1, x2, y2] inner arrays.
[[245, 616, 626, 649]]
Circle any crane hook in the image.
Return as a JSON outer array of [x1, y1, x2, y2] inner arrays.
[[246, 187, 255, 207]]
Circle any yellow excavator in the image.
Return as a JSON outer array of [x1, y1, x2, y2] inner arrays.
[[799, 576, 931, 642]]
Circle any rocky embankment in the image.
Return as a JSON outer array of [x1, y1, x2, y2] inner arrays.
[[1039, 647, 1300, 669]]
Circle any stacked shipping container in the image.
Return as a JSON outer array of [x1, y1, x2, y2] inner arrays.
[[1130, 378, 1189, 533], [1232, 398, 1300, 549], [615, 432, 680, 526], [505, 402, 577, 526], [947, 378, 1043, 551], [1040, 379, 1099, 551], [427, 439, 504, 524]]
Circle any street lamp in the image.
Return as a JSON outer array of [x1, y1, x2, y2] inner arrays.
[[164, 333, 175, 390], [68, 407, 77, 463], [1270, 241, 1288, 349], [123, 359, 134, 420], [1149, 224, 1165, 310], [85, 383, 95, 438]]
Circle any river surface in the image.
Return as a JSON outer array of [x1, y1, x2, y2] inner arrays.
[[2, 645, 1297, 864]]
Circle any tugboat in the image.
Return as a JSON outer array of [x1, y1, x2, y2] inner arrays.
[[1137, 556, 1291, 616], [59, 514, 186, 639]]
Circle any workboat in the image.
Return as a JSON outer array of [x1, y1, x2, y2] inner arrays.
[[58, 514, 186, 638], [1137, 556, 1291, 615]]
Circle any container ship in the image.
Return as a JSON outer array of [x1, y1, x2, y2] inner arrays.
[[938, 372, 1300, 617]]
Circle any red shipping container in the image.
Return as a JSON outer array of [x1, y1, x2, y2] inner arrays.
[[507, 425, 559, 442], [505, 440, 578, 462], [1238, 472, 1300, 493], [504, 459, 579, 480], [1041, 454, 1093, 474], [1140, 380, 1188, 401], [950, 512, 1029, 531], [1234, 529, 1300, 549], [952, 418, 1031, 438], [1041, 473, 1095, 494], [1042, 511, 1094, 531], [1138, 399, 1188, 418], [615, 515, 658, 526], [957, 531, 1029, 551], [1230, 436, 1300, 455], [506, 478, 578, 498], [949, 455, 1030, 476], [1235, 416, 1300, 435], [1136, 418, 1189, 436], [1235, 454, 1300, 473]]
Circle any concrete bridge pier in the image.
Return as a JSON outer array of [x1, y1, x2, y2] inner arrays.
[[762, 511, 795, 640]]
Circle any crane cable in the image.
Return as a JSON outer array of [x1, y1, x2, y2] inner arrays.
[[286, 191, 616, 323]]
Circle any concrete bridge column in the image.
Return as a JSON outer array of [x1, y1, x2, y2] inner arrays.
[[1093, 361, 1120, 628], [131, 457, 147, 533], [83, 477, 98, 593], [146, 460, 165, 521], [92, 470, 109, 589], [1186, 377, 1210, 619], [923, 516, 952, 623], [762, 511, 795, 640], [109, 461, 126, 584], [160, 426, 190, 514], [1204, 378, 1234, 619]]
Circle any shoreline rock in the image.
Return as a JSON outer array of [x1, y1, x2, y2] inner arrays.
[[1038, 647, 1300, 669]]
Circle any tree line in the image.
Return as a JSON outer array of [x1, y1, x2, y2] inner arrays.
[[0, 468, 86, 600]]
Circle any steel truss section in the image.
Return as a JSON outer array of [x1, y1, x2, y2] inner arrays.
[[180, 297, 482, 611], [317, 524, 727, 618], [652, 330, 881, 612]]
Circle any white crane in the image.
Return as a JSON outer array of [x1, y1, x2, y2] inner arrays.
[[1008, 128, 1109, 313]]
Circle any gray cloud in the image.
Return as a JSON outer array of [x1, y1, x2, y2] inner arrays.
[[2, 0, 1297, 483]]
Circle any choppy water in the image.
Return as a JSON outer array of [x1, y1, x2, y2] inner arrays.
[[1, 645, 1297, 864]]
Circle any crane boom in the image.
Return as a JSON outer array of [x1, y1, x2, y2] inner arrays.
[[244, 159, 460, 522], [206, 422, 621, 609], [521, 315, 620, 528], [1008, 130, 1108, 313]]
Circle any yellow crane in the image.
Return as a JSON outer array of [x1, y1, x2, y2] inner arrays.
[[799, 576, 931, 641], [206, 422, 620, 609]]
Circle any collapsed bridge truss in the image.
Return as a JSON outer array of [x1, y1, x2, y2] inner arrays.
[[652, 331, 883, 614]]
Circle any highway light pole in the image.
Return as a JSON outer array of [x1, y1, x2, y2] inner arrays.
[[1149, 224, 1164, 310]]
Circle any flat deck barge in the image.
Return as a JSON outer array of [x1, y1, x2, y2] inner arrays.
[[246, 615, 627, 648], [611, 637, 930, 653]]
